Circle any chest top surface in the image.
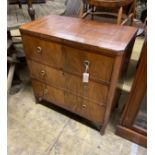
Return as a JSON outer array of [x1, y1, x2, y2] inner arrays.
[[20, 15, 137, 55]]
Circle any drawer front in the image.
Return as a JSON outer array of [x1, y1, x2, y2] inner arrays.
[[31, 79, 46, 98], [28, 60, 108, 105], [22, 35, 63, 68], [63, 45, 114, 82], [31, 79, 76, 112], [23, 35, 114, 83], [64, 92, 105, 124], [31, 79, 105, 124], [27, 60, 46, 81], [27, 60, 65, 87], [64, 73, 108, 105], [75, 98, 105, 124]]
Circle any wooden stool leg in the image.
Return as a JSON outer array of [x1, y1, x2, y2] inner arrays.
[[79, 0, 84, 18], [80, 1, 91, 19], [91, 5, 95, 20], [129, 13, 134, 25], [127, 1, 135, 25], [117, 7, 123, 25]]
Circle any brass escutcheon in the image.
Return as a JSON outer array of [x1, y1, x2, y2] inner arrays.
[[82, 104, 87, 109], [36, 46, 42, 54]]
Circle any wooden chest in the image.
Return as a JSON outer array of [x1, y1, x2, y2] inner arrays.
[[20, 15, 137, 134]]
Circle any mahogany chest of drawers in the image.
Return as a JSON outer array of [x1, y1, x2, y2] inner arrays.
[[20, 15, 137, 134]]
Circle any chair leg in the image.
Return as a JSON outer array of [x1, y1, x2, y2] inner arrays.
[[121, 13, 134, 26], [129, 13, 134, 25], [91, 5, 95, 20], [7, 54, 17, 93], [7, 31, 12, 40], [128, 0, 136, 17], [117, 7, 123, 25], [127, 1, 135, 25], [79, 0, 84, 18], [18, 0, 22, 8], [80, 1, 92, 19]]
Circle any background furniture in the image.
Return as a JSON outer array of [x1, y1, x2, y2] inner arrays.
[[80, 0, 135, 25], [7, 40, 19, 94], [20, 0, 46, 3], [20, 15, 137, 134], [7, 0, 34, 94], [8, 0, 67, 29], [9, 0, 46, 4], [116, 40, 147, 147], [8, 0, 35, 22], [7, 0, 67, 94]]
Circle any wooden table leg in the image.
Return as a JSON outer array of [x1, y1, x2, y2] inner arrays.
[[27, 0, 35, 20], [18, 0, 22, 8]]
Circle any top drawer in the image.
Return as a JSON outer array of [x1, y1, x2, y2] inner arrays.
[[22, 35, 114, 83], [22, 35, 63, 69], [63, 46, 114, 83]]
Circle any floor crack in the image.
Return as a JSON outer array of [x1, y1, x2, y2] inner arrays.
[[42, 118, 71, 155]]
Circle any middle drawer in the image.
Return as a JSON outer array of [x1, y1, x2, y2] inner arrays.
[[31, 79, 105, 124], [28, 60, 108, 105]]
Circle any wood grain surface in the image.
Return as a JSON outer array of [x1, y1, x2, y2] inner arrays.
[[20, 15, 137, 55], [21, 14, 137, 134]]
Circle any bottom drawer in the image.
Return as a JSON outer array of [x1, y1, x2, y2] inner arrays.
[[31, 79, 105, 124], [75, 99, 105, 124], [31, 79, 76, 112]]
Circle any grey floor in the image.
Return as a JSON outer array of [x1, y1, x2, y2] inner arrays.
[[8, 82, 147, 155]]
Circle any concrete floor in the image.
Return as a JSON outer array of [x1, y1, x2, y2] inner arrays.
[[7, 36, 147, 155], [8, 83, 147, 155]]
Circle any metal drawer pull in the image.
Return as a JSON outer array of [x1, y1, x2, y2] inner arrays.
[[84, 60, 90, 72], [41, 70, 46, 76], [83, 60, 90, 83], [82, 104, 87, 109], [36, 46, 42, 54]]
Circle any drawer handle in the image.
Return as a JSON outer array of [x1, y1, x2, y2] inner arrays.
[[40, 70, 46, 76], [84, 60, 90, 72], [83, 60, 90, 83], [82, 104, 87, 109], [36, 46, 42, 54]]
